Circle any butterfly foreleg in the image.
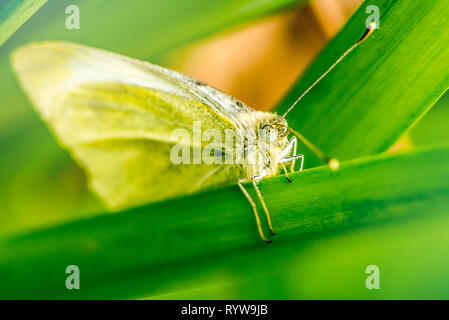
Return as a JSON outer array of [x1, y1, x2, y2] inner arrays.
[[280, 136, 304, 172], [290, 136, 297, 173], [281, 154, 304, 172]]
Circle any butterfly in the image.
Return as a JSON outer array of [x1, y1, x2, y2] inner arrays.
[[11, 23, 375, 242]]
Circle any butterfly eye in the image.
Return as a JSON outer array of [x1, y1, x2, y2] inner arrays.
[[279, 126, 288, 136], [260, 125, 278, 145]]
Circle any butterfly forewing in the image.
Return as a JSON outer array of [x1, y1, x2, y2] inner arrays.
[[12, 42, 256, 209]]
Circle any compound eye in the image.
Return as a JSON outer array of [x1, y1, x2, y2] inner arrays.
[[260, 125, 278, 144]]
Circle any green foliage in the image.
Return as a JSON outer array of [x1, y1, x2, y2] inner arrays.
[[0, 0, 47, 46]]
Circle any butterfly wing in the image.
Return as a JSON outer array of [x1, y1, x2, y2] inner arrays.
[[11, 41, 250, 209]]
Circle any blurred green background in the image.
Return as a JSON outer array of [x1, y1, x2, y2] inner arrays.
[[1, 0, 449, 299]]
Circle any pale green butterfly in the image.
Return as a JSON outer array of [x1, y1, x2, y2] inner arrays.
[[11, 23, 375, 242]]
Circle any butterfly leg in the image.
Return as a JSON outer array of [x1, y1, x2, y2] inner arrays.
[[251, 170, 275, 236], [279, 136, 300, 179], [238, 182, 271, 243], [290, 136, 297, 173], [282, 154, 304, 172]]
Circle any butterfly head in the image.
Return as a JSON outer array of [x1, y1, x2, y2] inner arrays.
[[258, 115, 290, 151]]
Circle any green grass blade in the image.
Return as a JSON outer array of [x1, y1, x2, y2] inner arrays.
[[277, 0, 449, 163], [1, 146, 449, 298], [146, 202, 449, 299], [0, 0, 47, 47]]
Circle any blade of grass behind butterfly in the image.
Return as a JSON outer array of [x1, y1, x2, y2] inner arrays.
[[0, 0, 47, 47], [276, 0, 449, 166], [1, 146, 449, 298]]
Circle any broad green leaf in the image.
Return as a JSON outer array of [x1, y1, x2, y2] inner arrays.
[[277, 0, 449, 164], [147, 203, 449, 299], [1, 146, 449, 299], [0, 0, 47, 47]]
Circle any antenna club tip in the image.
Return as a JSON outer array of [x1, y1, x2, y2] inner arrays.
[[369, 22, 377, 30], [328, 158, 340, 171]]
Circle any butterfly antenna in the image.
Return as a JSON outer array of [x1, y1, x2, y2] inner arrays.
[[282, 22, 377, 118]]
